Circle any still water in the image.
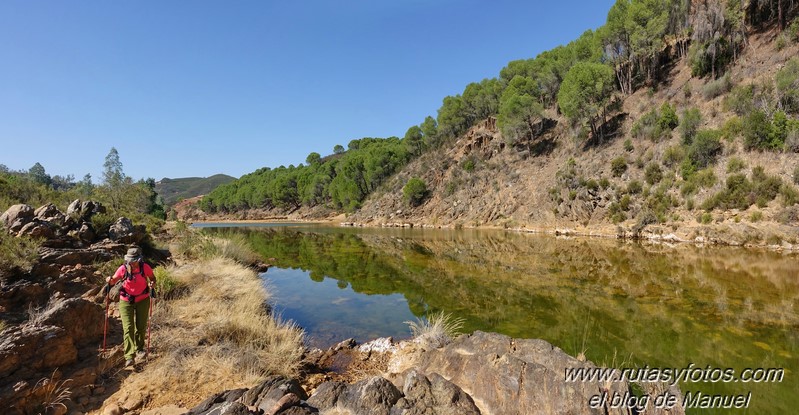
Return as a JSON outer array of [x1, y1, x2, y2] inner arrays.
[[199, 224, 798, 414]]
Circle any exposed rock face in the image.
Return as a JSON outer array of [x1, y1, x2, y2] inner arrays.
[[190, 330, 687, 415], [0, 325, 77, 381], [34, 204, 72, 228], [66, 199, 105, 221], [1, 204, 34, 229], [108, 217, 146, 244], [386, 331, 685, 415], [18, 220, 55, 239], [36, 298, 104, 346]]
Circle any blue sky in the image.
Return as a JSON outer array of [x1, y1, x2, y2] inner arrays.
[[0, 0, 614, 181]]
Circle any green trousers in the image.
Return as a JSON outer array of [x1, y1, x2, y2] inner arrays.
[[118, 297, 151, 360]]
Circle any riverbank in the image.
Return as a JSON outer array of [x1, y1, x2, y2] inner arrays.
[[190, 211, 799, 252]]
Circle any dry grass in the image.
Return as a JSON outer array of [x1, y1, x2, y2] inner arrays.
[[141, 256, 305, 407], [405, 311, 465, 349], [30, 370, 72, 414]]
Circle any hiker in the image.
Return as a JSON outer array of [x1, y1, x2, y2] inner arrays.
[[103, 246, 156, 366]]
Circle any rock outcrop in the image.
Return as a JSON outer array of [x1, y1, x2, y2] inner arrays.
[[188, 332, 684, 415], [0, 202, 169, 414]]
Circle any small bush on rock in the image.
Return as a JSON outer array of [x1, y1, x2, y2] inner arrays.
[[403, 177, 429, 207]]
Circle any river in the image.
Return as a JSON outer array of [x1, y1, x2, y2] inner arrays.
[[196, 223, 798, 414]]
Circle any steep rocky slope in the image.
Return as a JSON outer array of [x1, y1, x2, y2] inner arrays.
[[350, 30, 799, 247]]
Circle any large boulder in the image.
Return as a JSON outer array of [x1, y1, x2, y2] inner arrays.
[[18, 220, 55, 239], [108, 217, 145, 244], [38, 247, 115, 266], [34, 204, 71, 228], [1, 204, 34, 230], [0, 325, 77, 381], [66, 200, 105, 221], [36, 298, 104, 346], [67, 223, 95, 243], [306, 372, 479, 415], [307, 376, 402, 415], [387, 331, 684, 415], [189, 377, 314, 415]]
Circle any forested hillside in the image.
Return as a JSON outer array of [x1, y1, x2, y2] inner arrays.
[[199, 0, 799, 243], [155, 174, 235, 206]]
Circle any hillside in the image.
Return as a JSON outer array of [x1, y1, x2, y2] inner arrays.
[[351, 29, 799, 245], [192, 2, 799, 247], [155, 174, 235, 206]]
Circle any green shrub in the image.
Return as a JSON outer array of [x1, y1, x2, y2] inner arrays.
[[775, 58, 799, 113], [683, 83, 692, 98], [644, 163, 663, 185], [585, 179, 599, 191], [750, 211, 763, 222], [695, 168, 717, 189], [623, 139, 634, 152], [724, 84, 755, 115], [631, 109, 666, 141], [599, 177, 611, 189], [790, 19, 799, 41], [403, 177, 429, 207], [90, 213, 116, 237], [0, 233, 41, 276], [611, 212, 626, 223], [627, 180, 643, 194], [681, 180, 698, 196], [780, 183, 799, 207], [687, 129, 723, 168], [751, 166, 782, 207], [154, 267, 186, 300], [663, 145, 685, 168], [727, 157, 747, 173], [611, 157, 628, 177], [699, 212, 713, 224], [743, 110, 777, 150], [680, 158, 697, 180], [680, 108, 702, 145], [619, 194, 632, 211], [701, 73, 733, 100], [721, 116, 743, 141], [658, 102, 679, 130], [777, 34, 788, 51], [461, 158, 475, 173]]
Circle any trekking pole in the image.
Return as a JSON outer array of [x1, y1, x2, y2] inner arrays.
[[102, 294, 109, 354], [146, 294, 154, 357]]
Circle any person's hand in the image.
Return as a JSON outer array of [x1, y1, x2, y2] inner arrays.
[[102, 283, 111, 297], [150, 287, 157, 299]]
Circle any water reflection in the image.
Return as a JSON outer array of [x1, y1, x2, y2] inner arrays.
[[202, 225, 798, 415]]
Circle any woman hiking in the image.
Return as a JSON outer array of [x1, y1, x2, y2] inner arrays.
[[103, 246, 156, 367]]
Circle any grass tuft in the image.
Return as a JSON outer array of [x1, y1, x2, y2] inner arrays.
[[30, 371, 72, 414], [405, 311, 465, 349]]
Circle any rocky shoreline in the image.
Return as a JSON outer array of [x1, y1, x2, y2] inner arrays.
[[189, 331, 686, 415]]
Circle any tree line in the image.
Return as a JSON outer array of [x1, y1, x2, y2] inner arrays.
[[0, 148, 166, 222], [202, 0, 798, 213]]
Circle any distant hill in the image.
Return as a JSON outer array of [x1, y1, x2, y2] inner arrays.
[[155, 174, 236, 206]]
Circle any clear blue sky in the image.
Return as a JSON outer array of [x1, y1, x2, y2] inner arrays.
[[0, 0, 614, 182]]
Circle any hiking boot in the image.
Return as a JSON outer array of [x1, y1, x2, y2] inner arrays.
[[125, 358, 134, 367], [136, 349, 147, 360]]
